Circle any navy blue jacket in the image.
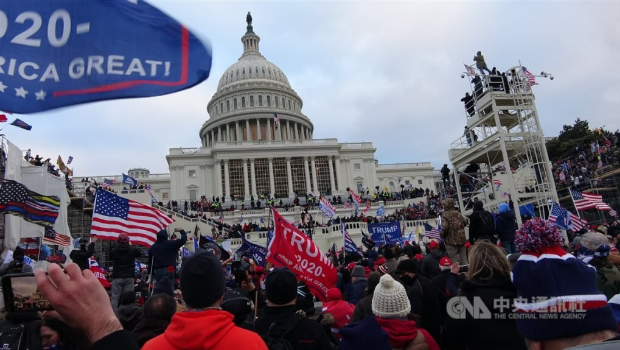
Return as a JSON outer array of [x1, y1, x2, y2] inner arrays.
[[348, 278, 367, 305], [148, 230, 187, 269], [495, 211, 517, 242]]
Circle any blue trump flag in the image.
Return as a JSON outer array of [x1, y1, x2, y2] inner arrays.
[[10, 119, 32, 130], [122, 173, 137, 187], [236, 237, 268, 266], [0, 0, 212, 114], [368, 222, 401, 245]]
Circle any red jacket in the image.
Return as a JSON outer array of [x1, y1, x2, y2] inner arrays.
[[322, 297, 355, 336], [142, 309, 267, 350]]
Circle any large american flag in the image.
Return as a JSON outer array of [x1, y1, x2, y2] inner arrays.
[[570, 189, 595, 211], [568, 211, 587, 232], [91, 188, 174, 247], [43, 228, 71, 247], [582, 192, 612, 211]]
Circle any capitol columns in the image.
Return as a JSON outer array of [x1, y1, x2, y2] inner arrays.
[[286, 157, 294, 198], [243, 158, 250, 200], [256, 119, 262, 140], [223, 160, 230, 199], [235, 121, 240, 141], [250, 158, 257, 197], [328, 156, 335, 195], [310, 156, 318, 194], [226, 124, 230, 142], [266, 118, 272, 141], [334, 156, 342, 193], [294, 123, 299, 140], [303, 156, 312, 195], [246, 120, 251, 141], [268, 157, 276, 196]]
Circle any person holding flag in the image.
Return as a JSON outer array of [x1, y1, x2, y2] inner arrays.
[[148, 228, 187, 285]]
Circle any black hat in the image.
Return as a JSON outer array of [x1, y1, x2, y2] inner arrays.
[[180, 251, 225, 308], [396, 259, 418, 274], [265, 268, 298, 305]]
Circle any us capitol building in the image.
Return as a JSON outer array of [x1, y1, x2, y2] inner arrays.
[[82, 16, 438, 204]]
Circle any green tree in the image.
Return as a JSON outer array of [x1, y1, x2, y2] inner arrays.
[[546, 118, 597, 160]]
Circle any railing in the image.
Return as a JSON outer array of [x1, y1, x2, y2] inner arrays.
[[377, 162, 432, 169]]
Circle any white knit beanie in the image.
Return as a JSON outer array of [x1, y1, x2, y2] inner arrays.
[[372, 274, 411, 318]]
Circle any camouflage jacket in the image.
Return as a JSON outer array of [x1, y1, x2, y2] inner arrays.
[[441, 209, 467, 245]]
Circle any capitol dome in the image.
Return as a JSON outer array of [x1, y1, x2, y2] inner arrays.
[[200, 14, 313, 147]]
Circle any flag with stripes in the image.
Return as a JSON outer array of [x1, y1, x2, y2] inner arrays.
[[570, 189, 595, 211], [423, 222, 441, 240], [523, 67, 536, 86], [548, 202, 569, 230], [318, 197, 336, 218], [0, 179, 60, 228], [582, 192, 612, 211], [464, 63, 476, 75], [343, 202, 352, 209], [568, 211, 587, 232], [493, 179, 502, 186], [348, 189, 363, 204], [91, 188, 174, 247], [341, 222, 360, 255], [610, 209, 618, 217], [43, 228, 71, 247]]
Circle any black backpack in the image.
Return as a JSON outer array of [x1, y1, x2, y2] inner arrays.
[[261, 315, 304, 350], [0, 323, 25, 350], [479, 211, 497, 243]]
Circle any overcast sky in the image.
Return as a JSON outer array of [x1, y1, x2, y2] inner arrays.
[[4, 0, 620, 176]]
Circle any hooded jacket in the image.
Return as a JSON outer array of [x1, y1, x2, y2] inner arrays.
[[148, 230, 187, 269], [420, 250, 443, 279], [322, 289, 355, 335], [117, 303, 143, 332], [255, 305, 332, 350], [142, 309, 267, 350], [495, 210, 517, 242], [375, 317, 440, 350], [110, 242, 142, 278], [440, 199, 467, 246], [133, 317, 171, 348], [70, 242, 95, 271]]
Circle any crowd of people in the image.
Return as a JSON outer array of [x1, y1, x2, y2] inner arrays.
[[4, 200, 620, 350]]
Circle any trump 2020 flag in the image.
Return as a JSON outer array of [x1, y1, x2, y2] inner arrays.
[[236, 237, 268, 267], [0, 0, 212, 114]]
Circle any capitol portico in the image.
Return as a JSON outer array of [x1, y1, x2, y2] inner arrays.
[[79, 16, 439, 203]]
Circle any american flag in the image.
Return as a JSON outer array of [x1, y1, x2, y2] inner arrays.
[[523, 67, 536, 86], [493, 179, 502, 186], [343, 201, 352, 209], [582, 192, 612, 211], [43, 228, 71, 247], [610, 209, 617, 217], [568, 211, 587, 232], [273, 113, 279, 124], [0, 179, 60, 228], [570, 189, 595, 211], [424, 222, 441, 240], [90, 188, 174, 247], [548, 202, 568, 229], [464, 63, 476, 75]]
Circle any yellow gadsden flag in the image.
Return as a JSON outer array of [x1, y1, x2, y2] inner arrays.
[[57, 156, 73, 176]]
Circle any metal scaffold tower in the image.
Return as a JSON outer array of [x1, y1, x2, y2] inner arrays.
[[449, 64, 557, 224]]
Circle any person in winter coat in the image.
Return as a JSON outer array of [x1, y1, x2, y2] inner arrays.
[[420, 241, 443, 279], [109, 233, 141, 311], [352, 272, 381, 322], [69, 237, 96, 271], [339, 316, 391, 350], [442, 241, 526, 350], [256, 268, 332, 350], [383, 248, 399, 277], [0, 247, 33, 275], [431, 257, 464, 297], [322, 288, 355, 338], [396, 259, 446, 346], [348, 265, 367, 305], [132, 293, 177, 348], [468, 201, 494, 244], [117, 290, 142, 332], [473, 51, 492, 75], [373, 274, 440, 350], [496, 202, 518, 254], [0, 311, 43, 350], [579, 231, 620, 300], [148, 228, 187, 284], [440, 198, 468, 265], [142, 251, 267, 350]]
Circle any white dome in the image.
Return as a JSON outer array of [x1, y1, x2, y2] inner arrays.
[[217, 54, 291, 91]]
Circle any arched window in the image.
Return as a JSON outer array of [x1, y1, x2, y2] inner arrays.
[[282, 97, 285, 108], [236, 69, 239, 77], [215, 105, 218, 114], [220, 103, 223, 113], [262, 67, 265, 75], [250, 96, 254, 107], [259, 95, 263, 106], [242, 68, 245, 75], [226, 100, 230, 112], [268, 68, 271, 76], [234, 98, 238, 109], [275, 96, 279, 107], [242, 97, 246, 108], [288, 99, 291, 109], [267, 96, 271, 106], [255, 67, 258, 74]]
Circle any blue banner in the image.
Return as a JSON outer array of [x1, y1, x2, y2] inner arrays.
[[237, 237, 267, 266], [122, 173, 137, 187], [368, 222, 402, 245], [0, 0, 212, 113]]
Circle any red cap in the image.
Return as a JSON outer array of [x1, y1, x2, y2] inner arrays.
[[465, 241, 472, 249], [327, 287, 342, 301], [439, 257, 452, 267], [346, 262, 356, 270], [429, 241, 439, 250], [414, 254, 424, 261]]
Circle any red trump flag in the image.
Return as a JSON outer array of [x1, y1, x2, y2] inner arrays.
[[267, 210, 337, 301]]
